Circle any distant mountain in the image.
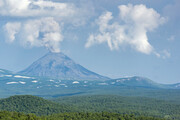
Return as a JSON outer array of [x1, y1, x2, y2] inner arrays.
[[109, 76, 163, 88], [0, 71, 180, 99], [0, 68, 12, 75], [19, 52, 109, 81], [1, 65, 180, 100], [171, 83, 180, 89]]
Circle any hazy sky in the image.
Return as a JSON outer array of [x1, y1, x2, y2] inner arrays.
[[0, 0, 179, 84]]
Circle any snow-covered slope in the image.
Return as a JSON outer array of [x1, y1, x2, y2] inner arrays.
[[0, 69, 180, 98]]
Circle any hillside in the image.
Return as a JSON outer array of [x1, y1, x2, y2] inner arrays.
[[0, 95, 180, 119], [0, 95, 74, 115]]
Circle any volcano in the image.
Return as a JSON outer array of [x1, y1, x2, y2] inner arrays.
[[19, 52, 109, 81]]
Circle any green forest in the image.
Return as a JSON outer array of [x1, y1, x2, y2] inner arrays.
[[0, 111, 166, 120], [53, 95, 180, 119], [0, 95, 179, 119]]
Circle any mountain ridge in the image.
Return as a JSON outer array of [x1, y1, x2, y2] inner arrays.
[[109, 76, 164, 88]]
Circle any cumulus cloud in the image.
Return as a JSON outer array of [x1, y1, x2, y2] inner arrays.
[[4, 22, 21, 43], [86, 4, 166, 55], [0, 0, 75, 17], [1, 0, 95, 52], [4, 17, 63, 53], [0, 0, 94, 26]]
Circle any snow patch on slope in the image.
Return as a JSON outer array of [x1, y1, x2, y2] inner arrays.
[[6, 82, 18, 84], [14, 75, 31, 79], [19, 81, 26, 84], [32, 80, 38, 83], [73, 81, 79, 84], [175, 84, 180, 88], [4, 75, 13, 77], [98, 83, 108, 85]]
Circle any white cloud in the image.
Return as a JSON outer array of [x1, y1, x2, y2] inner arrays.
[[168, 35, 175, 41], [0, 0, 75, 17], [1, 0, 95, 52], [0, 0, 4, 7], [0, 0, 93, 26], [162, 50, 171, 59], [154, 50, 171, 59], [1, 0, 96, 53], [86, 4, 166, 55], [5, 17, 63, 53], [4, 22, 21, 43]]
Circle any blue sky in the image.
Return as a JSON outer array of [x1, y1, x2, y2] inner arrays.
[[0, 0, 179, 84]]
